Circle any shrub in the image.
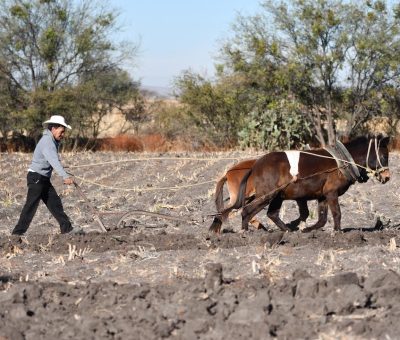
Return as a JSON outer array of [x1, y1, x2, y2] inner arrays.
[[238, 99, 312, 150]]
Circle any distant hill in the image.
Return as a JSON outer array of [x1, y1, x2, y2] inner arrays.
[[140, 85, 174, 99]]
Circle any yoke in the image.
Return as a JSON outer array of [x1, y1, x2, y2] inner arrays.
[[324, 140, 360, 182]]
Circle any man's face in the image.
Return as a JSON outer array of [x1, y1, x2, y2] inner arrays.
[[51, 126, 66, 141]]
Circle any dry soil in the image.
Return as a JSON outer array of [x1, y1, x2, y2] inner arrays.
[[1, 151, 400, 339]]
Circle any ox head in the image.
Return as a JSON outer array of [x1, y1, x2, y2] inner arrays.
[[364, 136, 390, 184]]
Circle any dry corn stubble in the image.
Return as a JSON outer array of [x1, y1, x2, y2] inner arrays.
[[0, 151, 400, 339]]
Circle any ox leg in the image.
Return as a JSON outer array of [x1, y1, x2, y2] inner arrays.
[[209, 190, 241, 233], [209, 216, 223, 233], [209, 207, 233, 233], [245, 197, 265, 230], [287, 199, 309, 230], [267, 197, 295, 232], [326, 194, 341, 231], [302, 199, 328, 233], [241, 194, 275, 231], [249, 217, 266, 230]]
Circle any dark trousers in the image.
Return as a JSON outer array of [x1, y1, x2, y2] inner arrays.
[[12, 172, 72, 235]]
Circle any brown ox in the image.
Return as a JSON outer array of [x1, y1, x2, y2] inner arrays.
[[209, 159, 309, 233], [217, 136, 390, 233]]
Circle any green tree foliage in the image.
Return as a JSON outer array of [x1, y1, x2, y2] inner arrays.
[[238, 99, 312, 150], [238, 0, 400, 145], [341, 1, 400, 136], [73, 69, 144, 139], [0, 70, 23, 140], [263, 0, 350, 145], [175, 71, 249, 146], [0, 0, 140, 140], [175, 0, 400, 149]]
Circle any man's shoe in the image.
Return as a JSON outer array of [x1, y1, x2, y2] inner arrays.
[[68, 227, 86, 235], [61, 229, 72, 234]]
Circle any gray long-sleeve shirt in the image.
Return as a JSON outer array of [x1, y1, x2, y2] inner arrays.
[[29, 130, 70, 179]]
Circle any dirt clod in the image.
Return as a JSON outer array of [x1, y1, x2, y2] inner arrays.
[[1, 151, 400, 338]]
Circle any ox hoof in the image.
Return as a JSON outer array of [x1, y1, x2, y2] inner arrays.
[[209, 218, 222, 234], [287, 224, 299, 232]]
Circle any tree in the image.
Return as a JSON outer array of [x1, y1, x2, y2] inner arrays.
[[238, 99, 312, 150], [0, 0, 139, 139], [0, 70, 23, 140], [216, 10, 316, 148], [75, 68, 145, 138], [263, 0, 350, 145], [341, 1, 400, 136], [249, 0, 400, 145], [181, 0, 400, 148], [175, 71, 250, 146]]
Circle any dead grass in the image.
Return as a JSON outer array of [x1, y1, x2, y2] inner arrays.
[[67, 243, 93, 261]]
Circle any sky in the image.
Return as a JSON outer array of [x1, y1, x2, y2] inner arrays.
[[111, 0, 262, 90]]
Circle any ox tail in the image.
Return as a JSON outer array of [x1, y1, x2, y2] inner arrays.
[[219, 169, 252, 216], [209, 175, 227, 234], [236, 169, 252, 210], [215, 175, 227, 213], [209, 169, 252, 234]]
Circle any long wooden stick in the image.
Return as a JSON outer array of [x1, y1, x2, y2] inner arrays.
[[73, 182, 107, 232]]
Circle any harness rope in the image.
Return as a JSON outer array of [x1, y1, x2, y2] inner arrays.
[[68, 156, 248, 169], [68, 156, 254, 191], [325, 140, 360, 181], [217, 138, 389, 217], [69, 139, 387, 192], [214, 167, 340, 217], [298, 138, 388, 179], [73, 174, 216, 192]]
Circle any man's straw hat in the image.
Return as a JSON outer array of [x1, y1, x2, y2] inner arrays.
[[43, 115, 72, 129]]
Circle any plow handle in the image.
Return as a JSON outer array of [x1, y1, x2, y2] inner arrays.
[[73, 182, 107, 233]]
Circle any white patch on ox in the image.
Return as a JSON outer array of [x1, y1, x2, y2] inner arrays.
[[284, 151, 301, 178]]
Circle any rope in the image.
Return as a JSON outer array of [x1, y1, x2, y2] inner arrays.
[[213, 166, 342, 218], [299, 150, 367, 168], [246, 167, 340, 207], [68, 140, 388, 192], [68, 156, 251, 169], [73, 174, 215, 192], [298, 149, 387, 177], [68, 155, 256, 191]]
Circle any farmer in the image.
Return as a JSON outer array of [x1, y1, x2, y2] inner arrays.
[[12, 115, 78, 235]]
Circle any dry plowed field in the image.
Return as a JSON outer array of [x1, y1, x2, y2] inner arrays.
[[1, 151, 400, 339]]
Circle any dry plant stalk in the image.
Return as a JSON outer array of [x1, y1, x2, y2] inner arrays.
[[389, 238, 397, 252], [67, 243, 93, 261], [318, 329, 367, 340], [128, 245, 159, 261], [38, 235, 55, 253], [316, 249, 341, 276], [5, 245, 23, 259], [52, 255, 66, 265], [260, 246, 282, 281]]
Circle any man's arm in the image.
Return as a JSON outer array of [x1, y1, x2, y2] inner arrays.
[[42, 141, 73, 183]]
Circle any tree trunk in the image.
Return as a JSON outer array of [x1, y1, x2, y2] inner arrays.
[[325, 96, 336, 146], [313, 108, 326, 147]]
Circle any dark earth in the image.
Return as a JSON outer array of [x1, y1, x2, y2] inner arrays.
[[1, 150, 400, 339]]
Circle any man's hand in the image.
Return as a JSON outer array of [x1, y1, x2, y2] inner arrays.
[[63, 177, 74, 185]]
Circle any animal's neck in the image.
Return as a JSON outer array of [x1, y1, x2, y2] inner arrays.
[[344, 141, 368, 168]]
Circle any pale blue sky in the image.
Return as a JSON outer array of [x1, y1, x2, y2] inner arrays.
[[111, 0, 262, 89]]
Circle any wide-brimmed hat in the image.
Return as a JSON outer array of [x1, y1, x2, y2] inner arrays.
[[43, 115, 71, 129]]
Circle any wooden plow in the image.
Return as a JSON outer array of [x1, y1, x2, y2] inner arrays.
[[73, 182, 191, 233]]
